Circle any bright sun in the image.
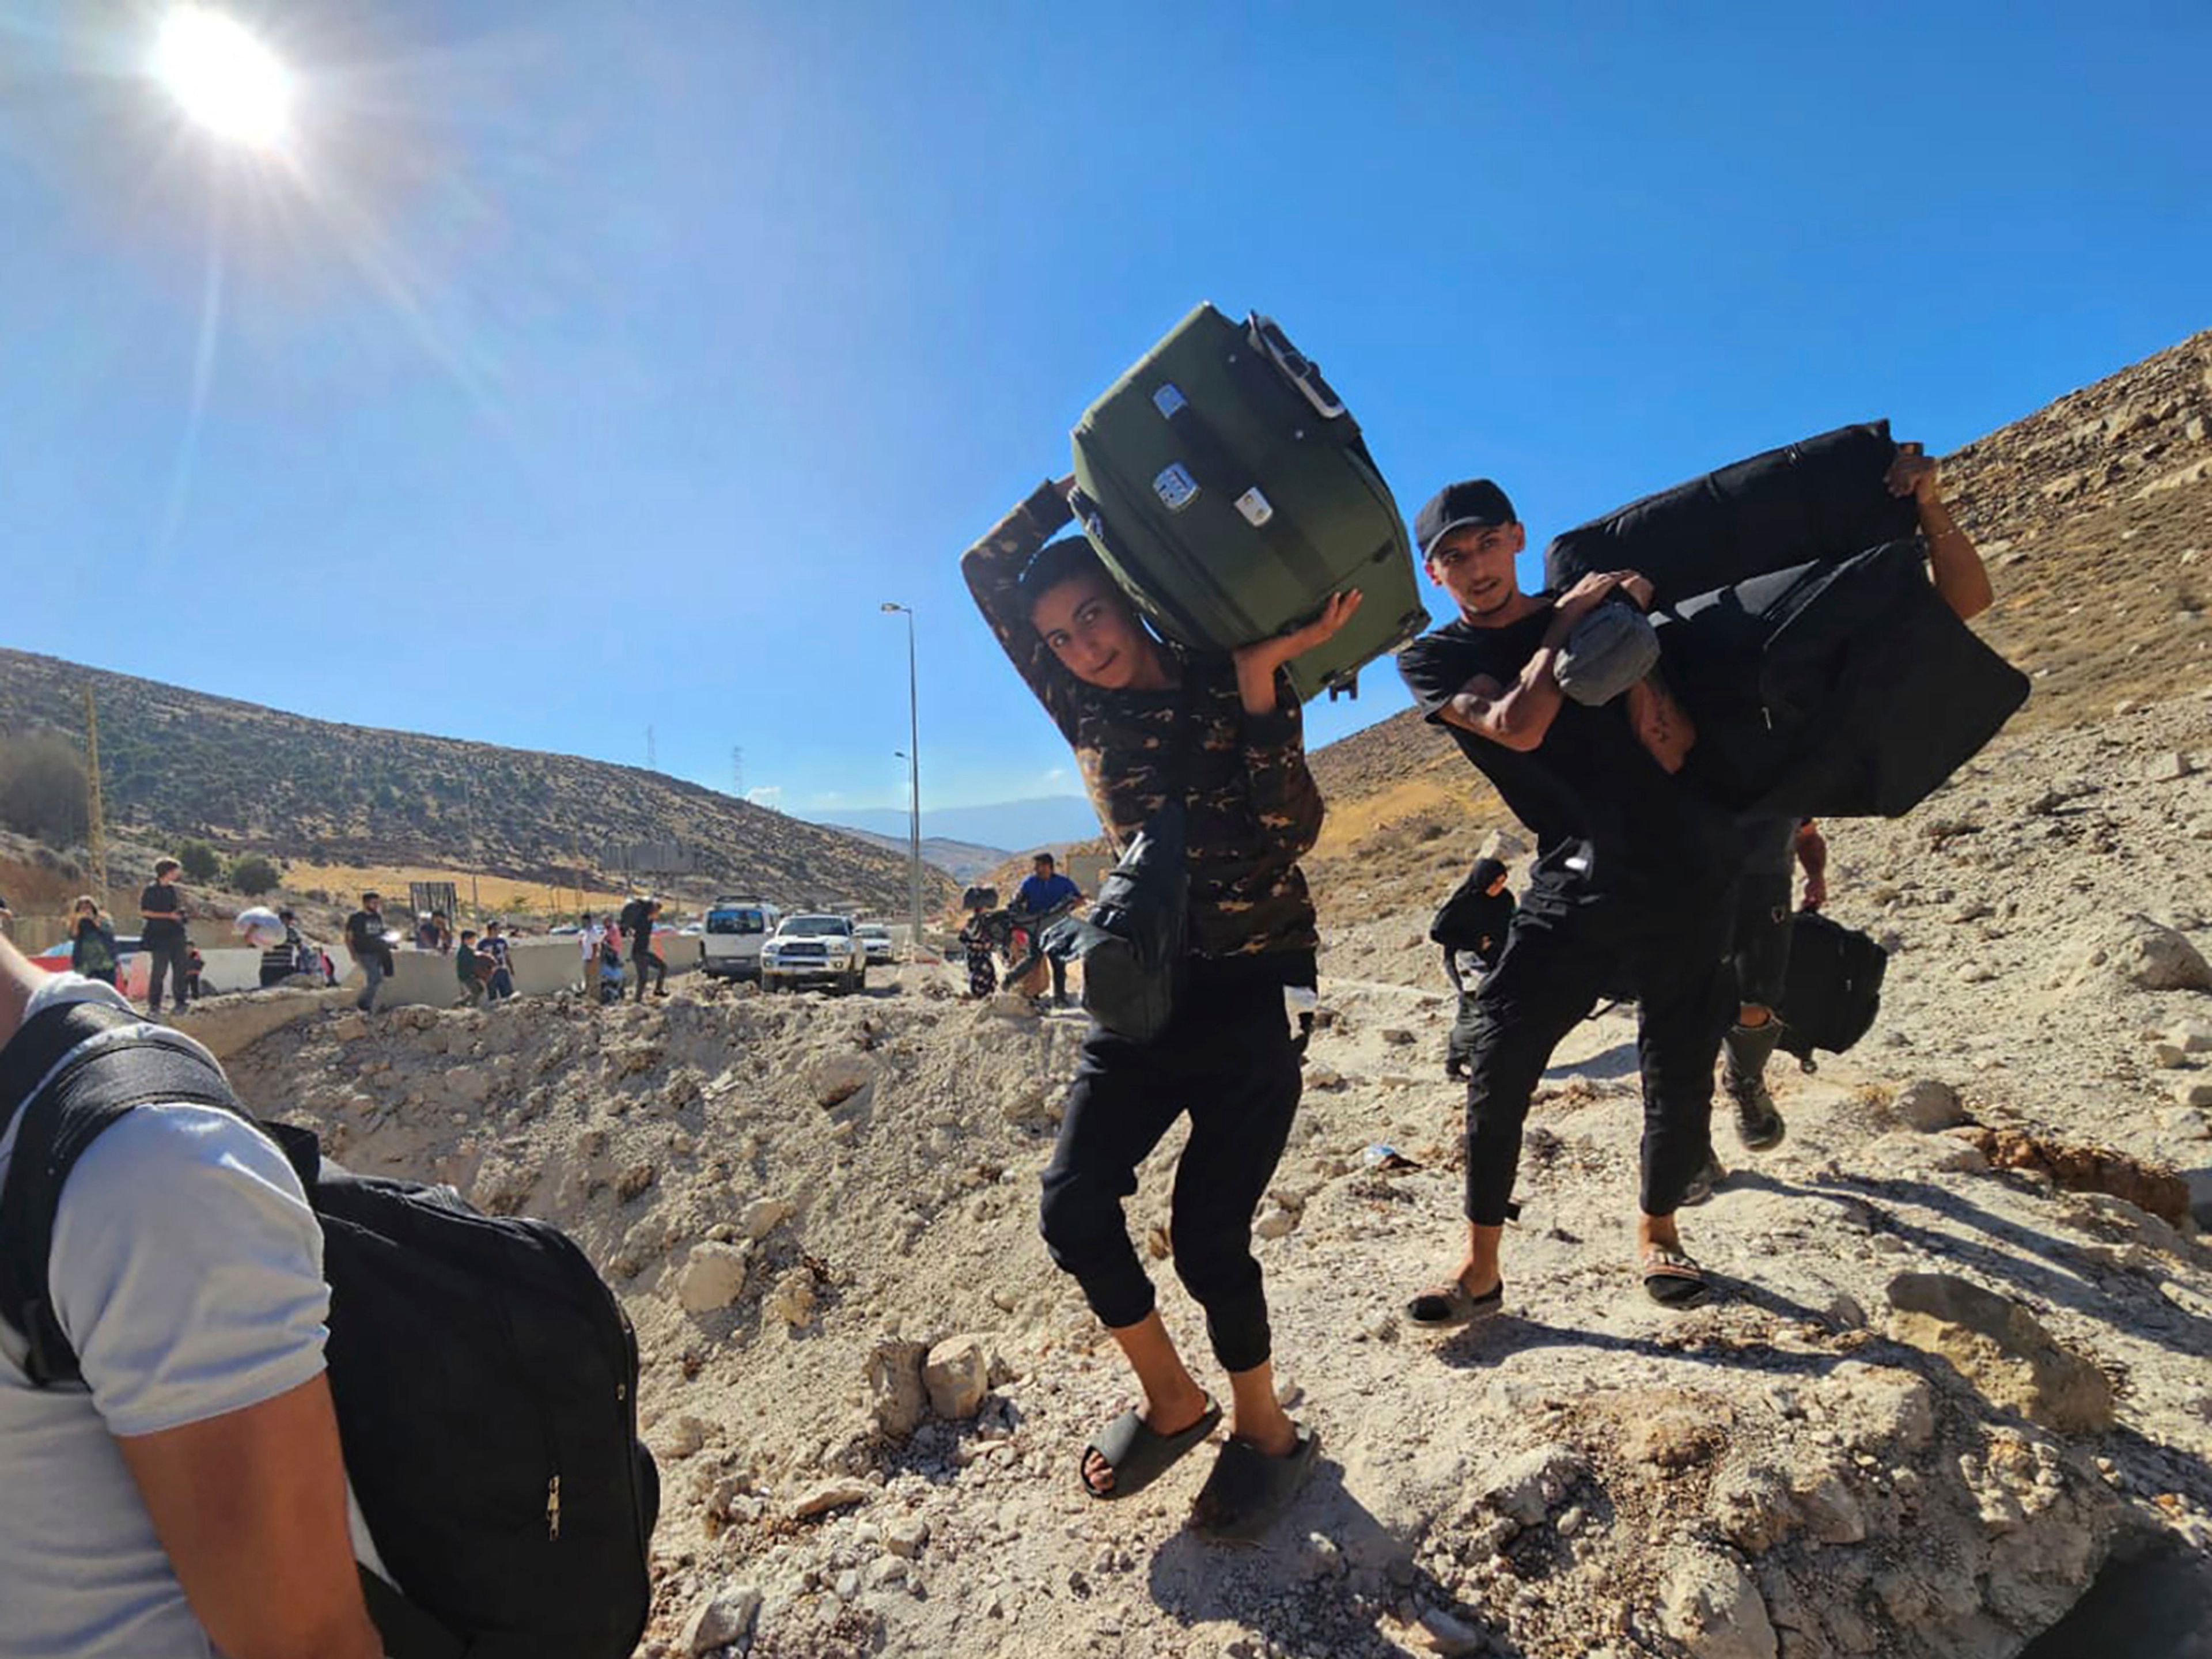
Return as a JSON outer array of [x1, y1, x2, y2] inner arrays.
[[154, 6, 292, 149]]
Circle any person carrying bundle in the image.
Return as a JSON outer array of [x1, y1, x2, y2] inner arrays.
[[962, 474, 1357, 1541], [957, 891, 1001, 999], [1396, 478, 1738, 1316], [1428, 858, 1516, 1082]]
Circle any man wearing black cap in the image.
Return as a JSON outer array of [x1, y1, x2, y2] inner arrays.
[[1394, 478, 1735, 1317]]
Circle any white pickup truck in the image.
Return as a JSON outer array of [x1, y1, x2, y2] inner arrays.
[[760, 913, 865, 995]]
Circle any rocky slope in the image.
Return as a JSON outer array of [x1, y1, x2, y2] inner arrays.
[[0, 647, 948, 914], [179, 326, 2212, 1659], [210, 714, 2212, 1658]]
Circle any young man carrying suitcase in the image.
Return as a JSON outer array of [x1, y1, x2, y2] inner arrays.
[[1396, 479, 1738, 1314], [0, 935, 382, 1657], [962, 476, 1357, 1540]]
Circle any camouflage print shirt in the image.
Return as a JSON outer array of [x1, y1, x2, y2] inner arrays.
[[961, 480, 1322, 969]]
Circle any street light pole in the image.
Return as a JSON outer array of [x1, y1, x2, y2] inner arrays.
[[881, 602, 922, 964]]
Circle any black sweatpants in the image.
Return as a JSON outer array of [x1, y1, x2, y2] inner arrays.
[[631, 948, 665, 1000], [145, 935, 192, 1013], [1459, 889, 1731, 1225], [1039, 967, 1301, 1375], [1730, 817, 1799, 1013]]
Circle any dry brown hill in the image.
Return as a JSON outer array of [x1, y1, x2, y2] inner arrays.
[[0, 647, 953, 915]]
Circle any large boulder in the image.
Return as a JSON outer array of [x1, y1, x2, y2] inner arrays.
[[1660, 1549, 1778, 1659], [1893, 1078, 1968, 1131], [2074, 916, 2212, 991], [1479, 1441, 1585, 1527], [675, 1241, 751, 1315], [922, 1334, 993, 1419], [1885, 1272, 2113, 1433], [866, 1340, 930, 1439], [682, 1585, 760, 1654]]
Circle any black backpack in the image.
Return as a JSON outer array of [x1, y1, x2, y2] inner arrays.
[[1044, 803, 1189, 1043], [0, 1002, 657, 1659], [1775, 910, 1888, 1069]]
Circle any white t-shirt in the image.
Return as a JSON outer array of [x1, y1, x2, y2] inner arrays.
[[0, 976, 342, 1657]]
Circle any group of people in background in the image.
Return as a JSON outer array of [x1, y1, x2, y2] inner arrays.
[[957, 851, 1087, 1006], [578, 897, 665, 1005]]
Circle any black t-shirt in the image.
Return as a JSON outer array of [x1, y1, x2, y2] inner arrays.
[[346, 908, 389, 957], [1398, 606, 1732, 907], [139, 883, 185, 944]]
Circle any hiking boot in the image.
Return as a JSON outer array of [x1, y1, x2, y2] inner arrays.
[[1721, 1018, 1786, 1152], [1680, 1150, 1725, 1206], [1730, 1077, 1786, 1152]]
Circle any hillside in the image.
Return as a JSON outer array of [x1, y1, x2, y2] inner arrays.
[[0, 649, 954, 915], [1304, 326, 2212, 881]]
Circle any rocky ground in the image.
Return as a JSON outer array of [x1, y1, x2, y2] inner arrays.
[[210, 681, 2211, 1659]]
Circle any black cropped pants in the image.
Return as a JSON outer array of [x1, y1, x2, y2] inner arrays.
[[1039, 967, 1301, 1375], [1459, 889, 1731, 1225]]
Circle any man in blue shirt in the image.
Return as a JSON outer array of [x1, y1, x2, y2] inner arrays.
[[1011, 853, 1084, 1008]]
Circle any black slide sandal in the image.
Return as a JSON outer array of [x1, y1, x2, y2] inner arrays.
[[1406, 1277, 1505, 1328], [1080, 1396, 1222, 1500], [1189, 1425, 1320, 1543]]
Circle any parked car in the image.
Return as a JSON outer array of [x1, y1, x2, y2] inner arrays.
[[700, 896, 783, 979], [31, 933, 143, 972], [760, 913, 863, 995], [854, 922, 895, 965]]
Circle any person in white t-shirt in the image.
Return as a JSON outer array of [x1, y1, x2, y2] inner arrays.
[[0, 935, 382, 1658]]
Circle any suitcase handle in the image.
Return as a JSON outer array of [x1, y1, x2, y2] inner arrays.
[[1247, 313, 1347, 421]]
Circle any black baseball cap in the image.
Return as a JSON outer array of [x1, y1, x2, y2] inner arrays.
[[1414, 479, 1517, 557]]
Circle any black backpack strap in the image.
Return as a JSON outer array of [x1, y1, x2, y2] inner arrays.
[[1, 1003, 247, 1387]]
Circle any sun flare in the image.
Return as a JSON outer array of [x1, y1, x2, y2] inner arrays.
[[154, 6, 292, 149]]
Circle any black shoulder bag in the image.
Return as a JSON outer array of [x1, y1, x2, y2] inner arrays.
[[1043, 702, 1195, 1043]]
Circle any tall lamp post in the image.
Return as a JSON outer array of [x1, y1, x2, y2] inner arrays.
[[881, 602, 922, 963]]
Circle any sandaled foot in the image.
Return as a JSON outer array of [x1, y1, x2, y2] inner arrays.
[[1641, 1245, 1709, 1308], [1078, 1395, 1221, 1500], [1406, 1275, 1505, 1328], [1190, 1424, 1320, 1543]]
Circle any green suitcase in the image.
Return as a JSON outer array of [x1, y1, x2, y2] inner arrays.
[[1069, 304, 1429, 700]]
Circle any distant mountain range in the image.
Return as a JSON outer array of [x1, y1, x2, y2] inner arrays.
[[0, 648, 953, 915], [824, 828, 1010, 882], [815, 795, 1100, 856]]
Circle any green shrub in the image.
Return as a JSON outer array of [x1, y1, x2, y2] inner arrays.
[[177, 840, 219, 882], [230, 854, 280, 896]]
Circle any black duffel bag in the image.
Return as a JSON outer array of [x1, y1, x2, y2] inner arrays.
[[1657, 540, 2030, 820], [1545, 421, 1919, 605], [1044, 804, 1188, 1043]]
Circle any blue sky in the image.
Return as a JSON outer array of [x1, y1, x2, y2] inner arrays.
[[3, 1, 2206, 827]]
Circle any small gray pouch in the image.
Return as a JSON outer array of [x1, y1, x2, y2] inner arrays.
[[1555, 600, 1661, 706]]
